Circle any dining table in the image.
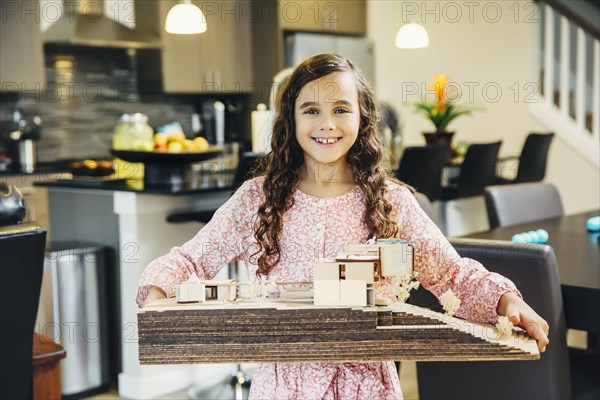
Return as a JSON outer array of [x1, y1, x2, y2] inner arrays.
[[460, 209, 600, 347]]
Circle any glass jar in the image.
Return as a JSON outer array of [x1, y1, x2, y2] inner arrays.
[[112, 113, 154, 182], [112, 113, 132, 150], [113, 113, 153, 151]]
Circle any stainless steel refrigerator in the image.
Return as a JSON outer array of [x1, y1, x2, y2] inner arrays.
[[284, 32, 375, 85]]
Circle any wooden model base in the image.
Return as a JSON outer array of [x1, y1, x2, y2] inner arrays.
[[138, 300, 539, 365]]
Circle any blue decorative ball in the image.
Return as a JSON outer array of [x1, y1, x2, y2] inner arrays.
[[587, 216, 600, 232], [536, 229, 549, 243]]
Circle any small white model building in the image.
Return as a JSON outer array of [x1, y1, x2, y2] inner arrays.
[[313, 239, 414, 307], [176, 277, 237, 303], [201, 279, 237, 302], [176, 274, 205, 303]]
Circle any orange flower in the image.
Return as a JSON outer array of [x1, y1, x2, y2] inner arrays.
[[427, 74, 449, 104], [413, 74, 475, 133]]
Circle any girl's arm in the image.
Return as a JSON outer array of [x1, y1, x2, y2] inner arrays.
[[395, 185, 548, 352], [497, 292, 550, 352], [136, 180, 259, 307], [393, 185, 520, 324]]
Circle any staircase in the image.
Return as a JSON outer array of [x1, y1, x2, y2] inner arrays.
[[530, 0, 599, 166]]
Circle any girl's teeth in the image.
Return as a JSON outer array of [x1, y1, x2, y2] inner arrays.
[[316, 138, 338, 144]]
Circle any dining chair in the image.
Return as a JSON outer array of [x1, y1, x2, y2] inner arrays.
[[414, 192, 438, 225], [411, 238, 572, 400], [0, 221, 48, 399], [484, 182, 564, 229], [497, 132, 554, 184], [396, 144, 448, 202], [437, 141, 501, 234], [440, 141, 502, 200]]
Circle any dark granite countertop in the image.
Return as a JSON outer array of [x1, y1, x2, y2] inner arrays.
[[34, 170, 235, 196], [0, 160, 72, 177]]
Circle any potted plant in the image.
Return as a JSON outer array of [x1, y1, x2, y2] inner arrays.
[[413, 74, 473, 147]]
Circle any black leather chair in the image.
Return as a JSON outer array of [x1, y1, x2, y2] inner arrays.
[[484, 183, 564, 229], [497, 133, 554, 184], [0, 222, 47, 399], [167, 152, 265, 224], [396, 144, 447, 202], [411, 238, 571, 400], [440, 141, 502, 200]]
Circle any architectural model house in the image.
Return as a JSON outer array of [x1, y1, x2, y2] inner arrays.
[[347, 238, 414, 278], [313, 239, 414, 307], [176, 274, 205, 303], [176, 277, 237, 303], [201, 279, 237, 302]]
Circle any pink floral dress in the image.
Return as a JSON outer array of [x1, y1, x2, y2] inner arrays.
[[136, 177, 520, 400]]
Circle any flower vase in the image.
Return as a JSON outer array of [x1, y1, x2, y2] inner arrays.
[[422, 131, 455, 162], [422, 131, 455, 146]]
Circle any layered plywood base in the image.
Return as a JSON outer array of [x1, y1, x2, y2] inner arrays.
[[138, 300, 539, 365]]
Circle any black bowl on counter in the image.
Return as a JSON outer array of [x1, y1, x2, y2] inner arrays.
[[110, 148, 222, 186], [69, 160, 115, 177]]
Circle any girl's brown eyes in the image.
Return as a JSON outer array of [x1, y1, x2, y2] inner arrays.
[[303, 108, 350, 115]]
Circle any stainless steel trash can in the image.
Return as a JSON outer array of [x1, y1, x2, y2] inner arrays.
[[36, 243, 109, 399]]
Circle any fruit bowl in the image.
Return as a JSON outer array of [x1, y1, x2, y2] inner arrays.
[[110, 147, 224, 186], [110, 147, 222, 164]]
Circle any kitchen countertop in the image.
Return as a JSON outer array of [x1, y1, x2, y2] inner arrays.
[[34, 170, 236, 195], [0, 160, 80, 177]]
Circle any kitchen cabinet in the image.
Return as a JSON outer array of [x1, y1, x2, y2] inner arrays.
[[0, 0, 46, 90], [279, 0, 366, 35], [250, 0, 367, 105], [159, 0, 252, 93]]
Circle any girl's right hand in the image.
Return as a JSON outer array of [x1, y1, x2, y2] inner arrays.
[[144, 285, 167, 307]]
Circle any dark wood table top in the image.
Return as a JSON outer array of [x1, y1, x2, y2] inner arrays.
[[461, 210, 600, 291]]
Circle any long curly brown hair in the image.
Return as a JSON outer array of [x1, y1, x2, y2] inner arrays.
[[253, 54, 405, 277]]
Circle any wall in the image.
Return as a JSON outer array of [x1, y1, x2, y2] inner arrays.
[[0, 45, 251, 163], [367, 0, 599, 213]]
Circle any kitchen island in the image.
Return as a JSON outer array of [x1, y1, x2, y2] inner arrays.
[[36, 173, 238, 398]]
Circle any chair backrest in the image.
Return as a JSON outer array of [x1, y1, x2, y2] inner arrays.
[[485, 183, 564, 229], [231, 152, 265, 193], [0, 222, 47, 400], [414, 192, 438, 225], [454, 141, 502, 198], [396, 144, 447, 201], [411, 239, 571, 400], [515, 133, 554, 183]]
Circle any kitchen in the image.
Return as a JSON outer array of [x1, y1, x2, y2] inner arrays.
[[1, 0, 599, 399]]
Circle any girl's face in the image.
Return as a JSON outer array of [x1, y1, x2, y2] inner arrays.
[[294, 71, 361, 168]]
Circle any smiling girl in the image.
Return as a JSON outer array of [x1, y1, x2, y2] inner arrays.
[[137, 54, 548, 399]]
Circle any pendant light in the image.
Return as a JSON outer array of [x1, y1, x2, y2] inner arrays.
[[395, 22, 429, 49], [165, 0, 207, 34]]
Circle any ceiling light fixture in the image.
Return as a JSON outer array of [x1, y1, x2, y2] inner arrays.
[[395, 21, 429, 49], [165, 0, 207, 34]]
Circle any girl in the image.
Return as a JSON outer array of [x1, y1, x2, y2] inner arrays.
[[137, 54, 549, 399]]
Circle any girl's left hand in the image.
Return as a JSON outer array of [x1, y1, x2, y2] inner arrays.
[[497, 292, 550, 352]]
